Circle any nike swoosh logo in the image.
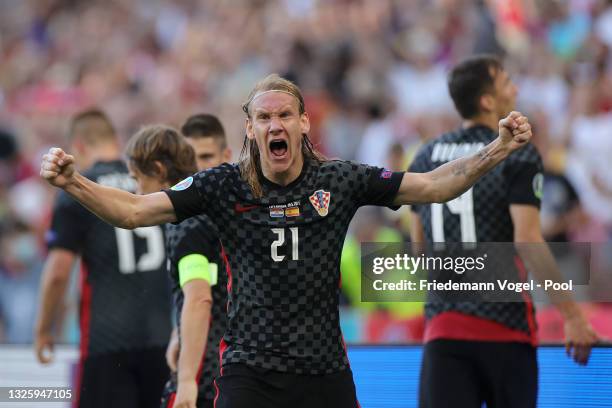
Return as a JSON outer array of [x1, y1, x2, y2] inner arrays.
[[234, 203, 259, 213]]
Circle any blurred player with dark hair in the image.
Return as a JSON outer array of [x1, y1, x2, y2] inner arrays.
[[41, 74, 533, 408], [409, 55, 599, 408], [165, 113, 232, 375], [181, 114, 232, 172], [35, 109, 172, 408], [125, 123, 228, 408]]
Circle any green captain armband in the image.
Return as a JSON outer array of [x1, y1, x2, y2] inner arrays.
[[178, 254, 218, 287]]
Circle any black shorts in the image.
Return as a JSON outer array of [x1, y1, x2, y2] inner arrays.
[[160, 372, 214, 408], [75, 347, 169, 408], [213, 363, 360, 408], [419, 340, 538, 408]]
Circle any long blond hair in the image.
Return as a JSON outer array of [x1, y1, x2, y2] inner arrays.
[[239, 74, 325, 198]]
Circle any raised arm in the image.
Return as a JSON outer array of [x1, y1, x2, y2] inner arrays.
[[394, 111, 532, 206], [41, 148, 176, 228]]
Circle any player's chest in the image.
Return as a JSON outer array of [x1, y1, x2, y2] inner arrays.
[[222, 186, 348, 227]]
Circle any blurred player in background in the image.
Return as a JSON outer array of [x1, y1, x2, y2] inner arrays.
[[40, 74, 533, 408], [164, 114, 232, 376], [409, 55, 599, 408], [34, 109, 172, 408], [126, 120, 229, 408], [181, 113, 232, 172]]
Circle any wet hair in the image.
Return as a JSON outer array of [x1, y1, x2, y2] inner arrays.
[[239, 74, 324, 198], [448, 55, 503, 119], [124, 125, 196, 185]]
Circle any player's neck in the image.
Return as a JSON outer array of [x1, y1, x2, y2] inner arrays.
[[462, 114, 498, 133], [261, 155, 304, 187]]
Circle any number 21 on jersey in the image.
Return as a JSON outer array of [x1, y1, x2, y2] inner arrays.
[[271, 228, 299, 262]]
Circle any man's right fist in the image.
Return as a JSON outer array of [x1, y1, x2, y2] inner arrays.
[[40, 147, 76, 188], [498, 111, 532, 153]]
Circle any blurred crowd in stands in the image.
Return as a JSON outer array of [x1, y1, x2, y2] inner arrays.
[[1, 0, 611, 344]]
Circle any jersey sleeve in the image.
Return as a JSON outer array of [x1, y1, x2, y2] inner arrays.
[[354, 163, 404, 208], [172, 224, 217, 264], [46, 191, 89, 253], [504, 144, 544, 208], [163, 167, 225, 223]]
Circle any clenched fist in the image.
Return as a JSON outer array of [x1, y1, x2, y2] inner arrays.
[[498, 111, 532, 153], [40, 147, 76, 188]]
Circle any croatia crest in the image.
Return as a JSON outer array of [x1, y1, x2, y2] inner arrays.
[[309, 189, 331, 217]]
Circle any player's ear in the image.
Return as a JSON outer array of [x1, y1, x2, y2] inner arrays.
[[300, 112, 310, 135], [152, 160, 167, 181], [480, 94, 495, 113], [246, 118, 255, 140], [223, 147, 232, 163], [71, 138, 85, 155]]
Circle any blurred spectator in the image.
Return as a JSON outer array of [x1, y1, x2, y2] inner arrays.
[[544, 0, 592, 60], [0, 220, 43, 343], [0, 129, 34, 188], [356, 98, 397, 167], [595, 0, 612, 48], [566, 82, 612, 233], [321, 101, 366, 160]]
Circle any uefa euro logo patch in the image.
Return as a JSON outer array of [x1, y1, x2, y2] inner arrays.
[[309, 190, 331, 217], [171, 176, 193, 191], [381, 169, 393, 179]]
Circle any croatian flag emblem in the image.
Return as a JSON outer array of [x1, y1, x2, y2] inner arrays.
[[309, 189, 331, 217]]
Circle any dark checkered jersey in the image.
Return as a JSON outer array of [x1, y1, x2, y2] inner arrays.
[[164, 159, 403, 374]]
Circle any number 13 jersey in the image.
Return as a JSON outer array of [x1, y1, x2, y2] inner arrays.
[[47, 160, 172, 356], [164, 160, 403, 374]]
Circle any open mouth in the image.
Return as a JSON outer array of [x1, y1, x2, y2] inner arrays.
[[269, 139, 288, 158]]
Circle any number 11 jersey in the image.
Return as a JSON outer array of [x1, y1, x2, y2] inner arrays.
[[165, 159, 403, 374]]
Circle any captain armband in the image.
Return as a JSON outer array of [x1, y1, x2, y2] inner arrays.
[[178, 254, 218, 287]]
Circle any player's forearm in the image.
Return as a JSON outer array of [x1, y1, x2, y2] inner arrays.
[[169, 326, 178, 344], [429, 137, 510, 203], [64, 173, 175, 228], [514, 239, 581, 320], [177, 297, 211, 383], [62, 172, 143, 228], [35, 270, 70, 334], [394, 138, 511, 205]]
